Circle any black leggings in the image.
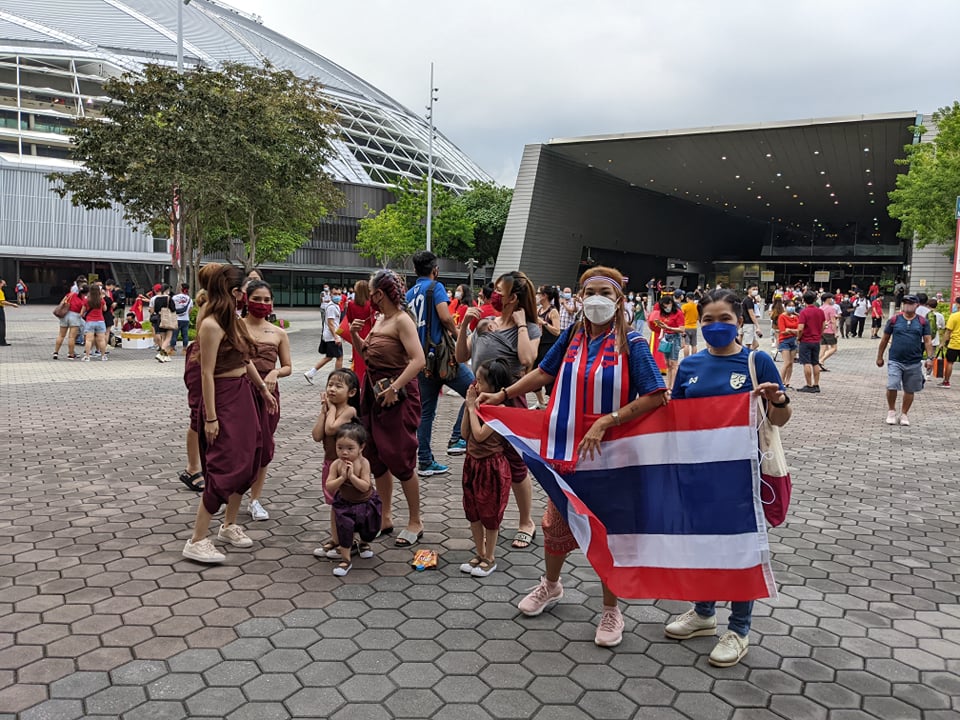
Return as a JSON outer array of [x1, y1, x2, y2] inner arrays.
[[851, 316, 866, 337]]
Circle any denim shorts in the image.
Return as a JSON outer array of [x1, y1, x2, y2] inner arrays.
[[661, 335, 681, 361], [887, 360, 924, 393], [64, 311, 83, 328], [84, 321, 107, 335], [778, 337, 797, 352]]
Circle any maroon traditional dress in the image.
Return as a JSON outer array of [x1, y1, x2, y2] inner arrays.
[[461, 419, 511, 530], [183, 341, 202, 433], [360, 333, 420, 480], [250, 341, 281, 467], [332, 474, 382, 549], [198, 340, 263, 514]]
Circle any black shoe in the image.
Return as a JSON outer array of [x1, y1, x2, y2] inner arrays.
[[812, 385, 821, 392], [819, 364, 829, 372], [0, 342, 10, 346], [797, 386, 817, 393]]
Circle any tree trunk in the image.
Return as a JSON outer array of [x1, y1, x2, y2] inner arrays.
[[246, 210, 257, 273]]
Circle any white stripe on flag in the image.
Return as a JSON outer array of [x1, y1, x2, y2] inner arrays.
[[608, 532, 764, 569], [484, 420, 538, 455], [577, 426, 755, 471]]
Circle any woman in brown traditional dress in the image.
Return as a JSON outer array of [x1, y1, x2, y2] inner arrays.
[[349, 269, 426, 547], [242, 280, 292, 521], [181, 264, 277, 564]]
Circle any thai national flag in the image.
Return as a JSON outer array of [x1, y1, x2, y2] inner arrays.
[[479, 394, 777, 602]]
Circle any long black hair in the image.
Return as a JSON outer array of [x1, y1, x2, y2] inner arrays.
[[476, 358, 512, 393]]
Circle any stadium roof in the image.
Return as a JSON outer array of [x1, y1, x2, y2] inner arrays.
[[0, 0, 490, 189], [547, 112, 917, 229]]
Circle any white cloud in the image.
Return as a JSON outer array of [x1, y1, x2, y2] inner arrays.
[[225, 0, 960, 186]]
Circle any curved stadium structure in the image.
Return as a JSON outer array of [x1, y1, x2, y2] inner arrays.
[[0, 0, 490, 302]]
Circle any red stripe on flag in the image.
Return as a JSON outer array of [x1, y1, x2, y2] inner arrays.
[[573, 489, 772, 601]]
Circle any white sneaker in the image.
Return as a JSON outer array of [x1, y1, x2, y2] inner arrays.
[[217, 524, 253, 548], [182, 538, 225, 564], [81, 355, 90, 362], [664, 609, 718, 639], [304, 369, 316, 384], [471, 561, 497, 578], [885, 410, 897, 425], [356, 543, 374, 560], [899, 414, 910, 426], [709, 631, 749, 667], [249, 499, 269, 521]]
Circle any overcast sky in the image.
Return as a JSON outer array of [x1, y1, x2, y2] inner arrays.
[[225, 0, 960, 186]]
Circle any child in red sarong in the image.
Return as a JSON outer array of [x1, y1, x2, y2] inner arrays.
[[459, 358, 513, 579]]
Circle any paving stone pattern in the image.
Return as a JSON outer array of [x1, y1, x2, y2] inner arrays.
[[1, 304, 959, 719]]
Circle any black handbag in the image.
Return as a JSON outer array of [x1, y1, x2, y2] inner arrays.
[[423, 281, 458, 381]]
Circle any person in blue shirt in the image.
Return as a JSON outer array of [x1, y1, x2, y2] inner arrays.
[[665, 288, 792, 668], [479, 266, 668, 649], [405, 250, 475, 476], [876, 294, 933, 426]]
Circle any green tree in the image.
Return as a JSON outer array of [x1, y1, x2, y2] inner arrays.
[[888, 102, 960, 249], [355, 177, 475, 266], [50, 62, 343, 284], [455, 181, 513, 265]]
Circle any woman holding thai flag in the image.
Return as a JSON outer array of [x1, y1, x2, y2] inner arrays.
[[664, 288, 791, 667], [479, 266, 667, 647]]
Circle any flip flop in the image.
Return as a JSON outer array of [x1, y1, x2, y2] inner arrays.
[[512, 528, 537, 549], [395, 529, 424, 547], [378, 526, 394, 537], [178, 471, 205, 492]]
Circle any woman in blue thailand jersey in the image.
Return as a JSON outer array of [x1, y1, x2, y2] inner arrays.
[[665, 288, 792, 668]]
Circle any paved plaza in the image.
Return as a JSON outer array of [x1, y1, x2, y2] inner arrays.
[[1, 303, 959, 720]]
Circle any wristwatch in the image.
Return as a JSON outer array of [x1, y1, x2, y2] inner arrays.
[[771, 394, 790, 408], [611, 410, 622, 425]]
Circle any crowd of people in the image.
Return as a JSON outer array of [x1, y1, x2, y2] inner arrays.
[[163, 255, 799, 666], [33, 263, 957, 665]]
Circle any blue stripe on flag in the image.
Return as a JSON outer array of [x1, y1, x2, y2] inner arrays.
[[569, 460, 758, 536]]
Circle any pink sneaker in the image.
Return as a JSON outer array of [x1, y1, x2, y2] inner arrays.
[[518, 576, 563, 616], [594, 605, 624, 647]]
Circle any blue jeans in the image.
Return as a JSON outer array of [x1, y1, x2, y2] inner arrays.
[[172, 320, 190, 349], [417, 363, 474, 466], [695, 601, 754, 637]]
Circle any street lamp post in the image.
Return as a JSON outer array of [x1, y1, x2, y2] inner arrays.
[[425, 63, 437, 252], [177, 0, 191, 74]]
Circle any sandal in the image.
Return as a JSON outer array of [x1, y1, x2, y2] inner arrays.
[[459, 555, 483, 574], [395, 529, 424, 547], [357, 542, 374, 559], [512, 528, 537, 549], [471, 559, 497, 578], [178, 470, 205, 492], [378, 526, 394, 537], [312, 540, 339, 558], [333, 562, 352, 577]]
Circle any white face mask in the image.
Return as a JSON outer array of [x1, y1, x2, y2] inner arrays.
[[454, 291, 463, 299], [582, 295, 618, 324]]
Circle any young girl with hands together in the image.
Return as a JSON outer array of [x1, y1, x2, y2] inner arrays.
[[323, 424, 382, 576], [312, 369, 360, 557]]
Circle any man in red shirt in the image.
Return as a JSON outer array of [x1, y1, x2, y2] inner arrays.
[[870, 295, 884, 339], [868, 281, 880, 299], [796, 291, 826, 393]]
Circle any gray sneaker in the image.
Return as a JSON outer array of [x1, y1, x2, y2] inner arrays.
[[249, 499, 269, 521]]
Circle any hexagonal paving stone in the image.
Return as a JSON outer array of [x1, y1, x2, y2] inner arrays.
[[242, 673, 302, 702]]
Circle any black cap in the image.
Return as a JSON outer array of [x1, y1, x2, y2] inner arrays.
[[902, 295, 920, 304]]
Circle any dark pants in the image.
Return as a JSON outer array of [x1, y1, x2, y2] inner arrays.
[[172, 320, 190, 349], [417, 363, 474, 466], [0, 306, 6, 344], [851, 316, 866, 338]]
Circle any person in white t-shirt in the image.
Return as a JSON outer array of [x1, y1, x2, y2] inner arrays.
[[304, 291, 343, 382]]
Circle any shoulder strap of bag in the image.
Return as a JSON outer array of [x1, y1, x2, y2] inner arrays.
[[425, 281, 436, 345], [747, 350, 768, 427]]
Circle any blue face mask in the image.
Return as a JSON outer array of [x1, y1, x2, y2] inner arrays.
[[331, 295, 342, 304], [701, 322, 739, 348]]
